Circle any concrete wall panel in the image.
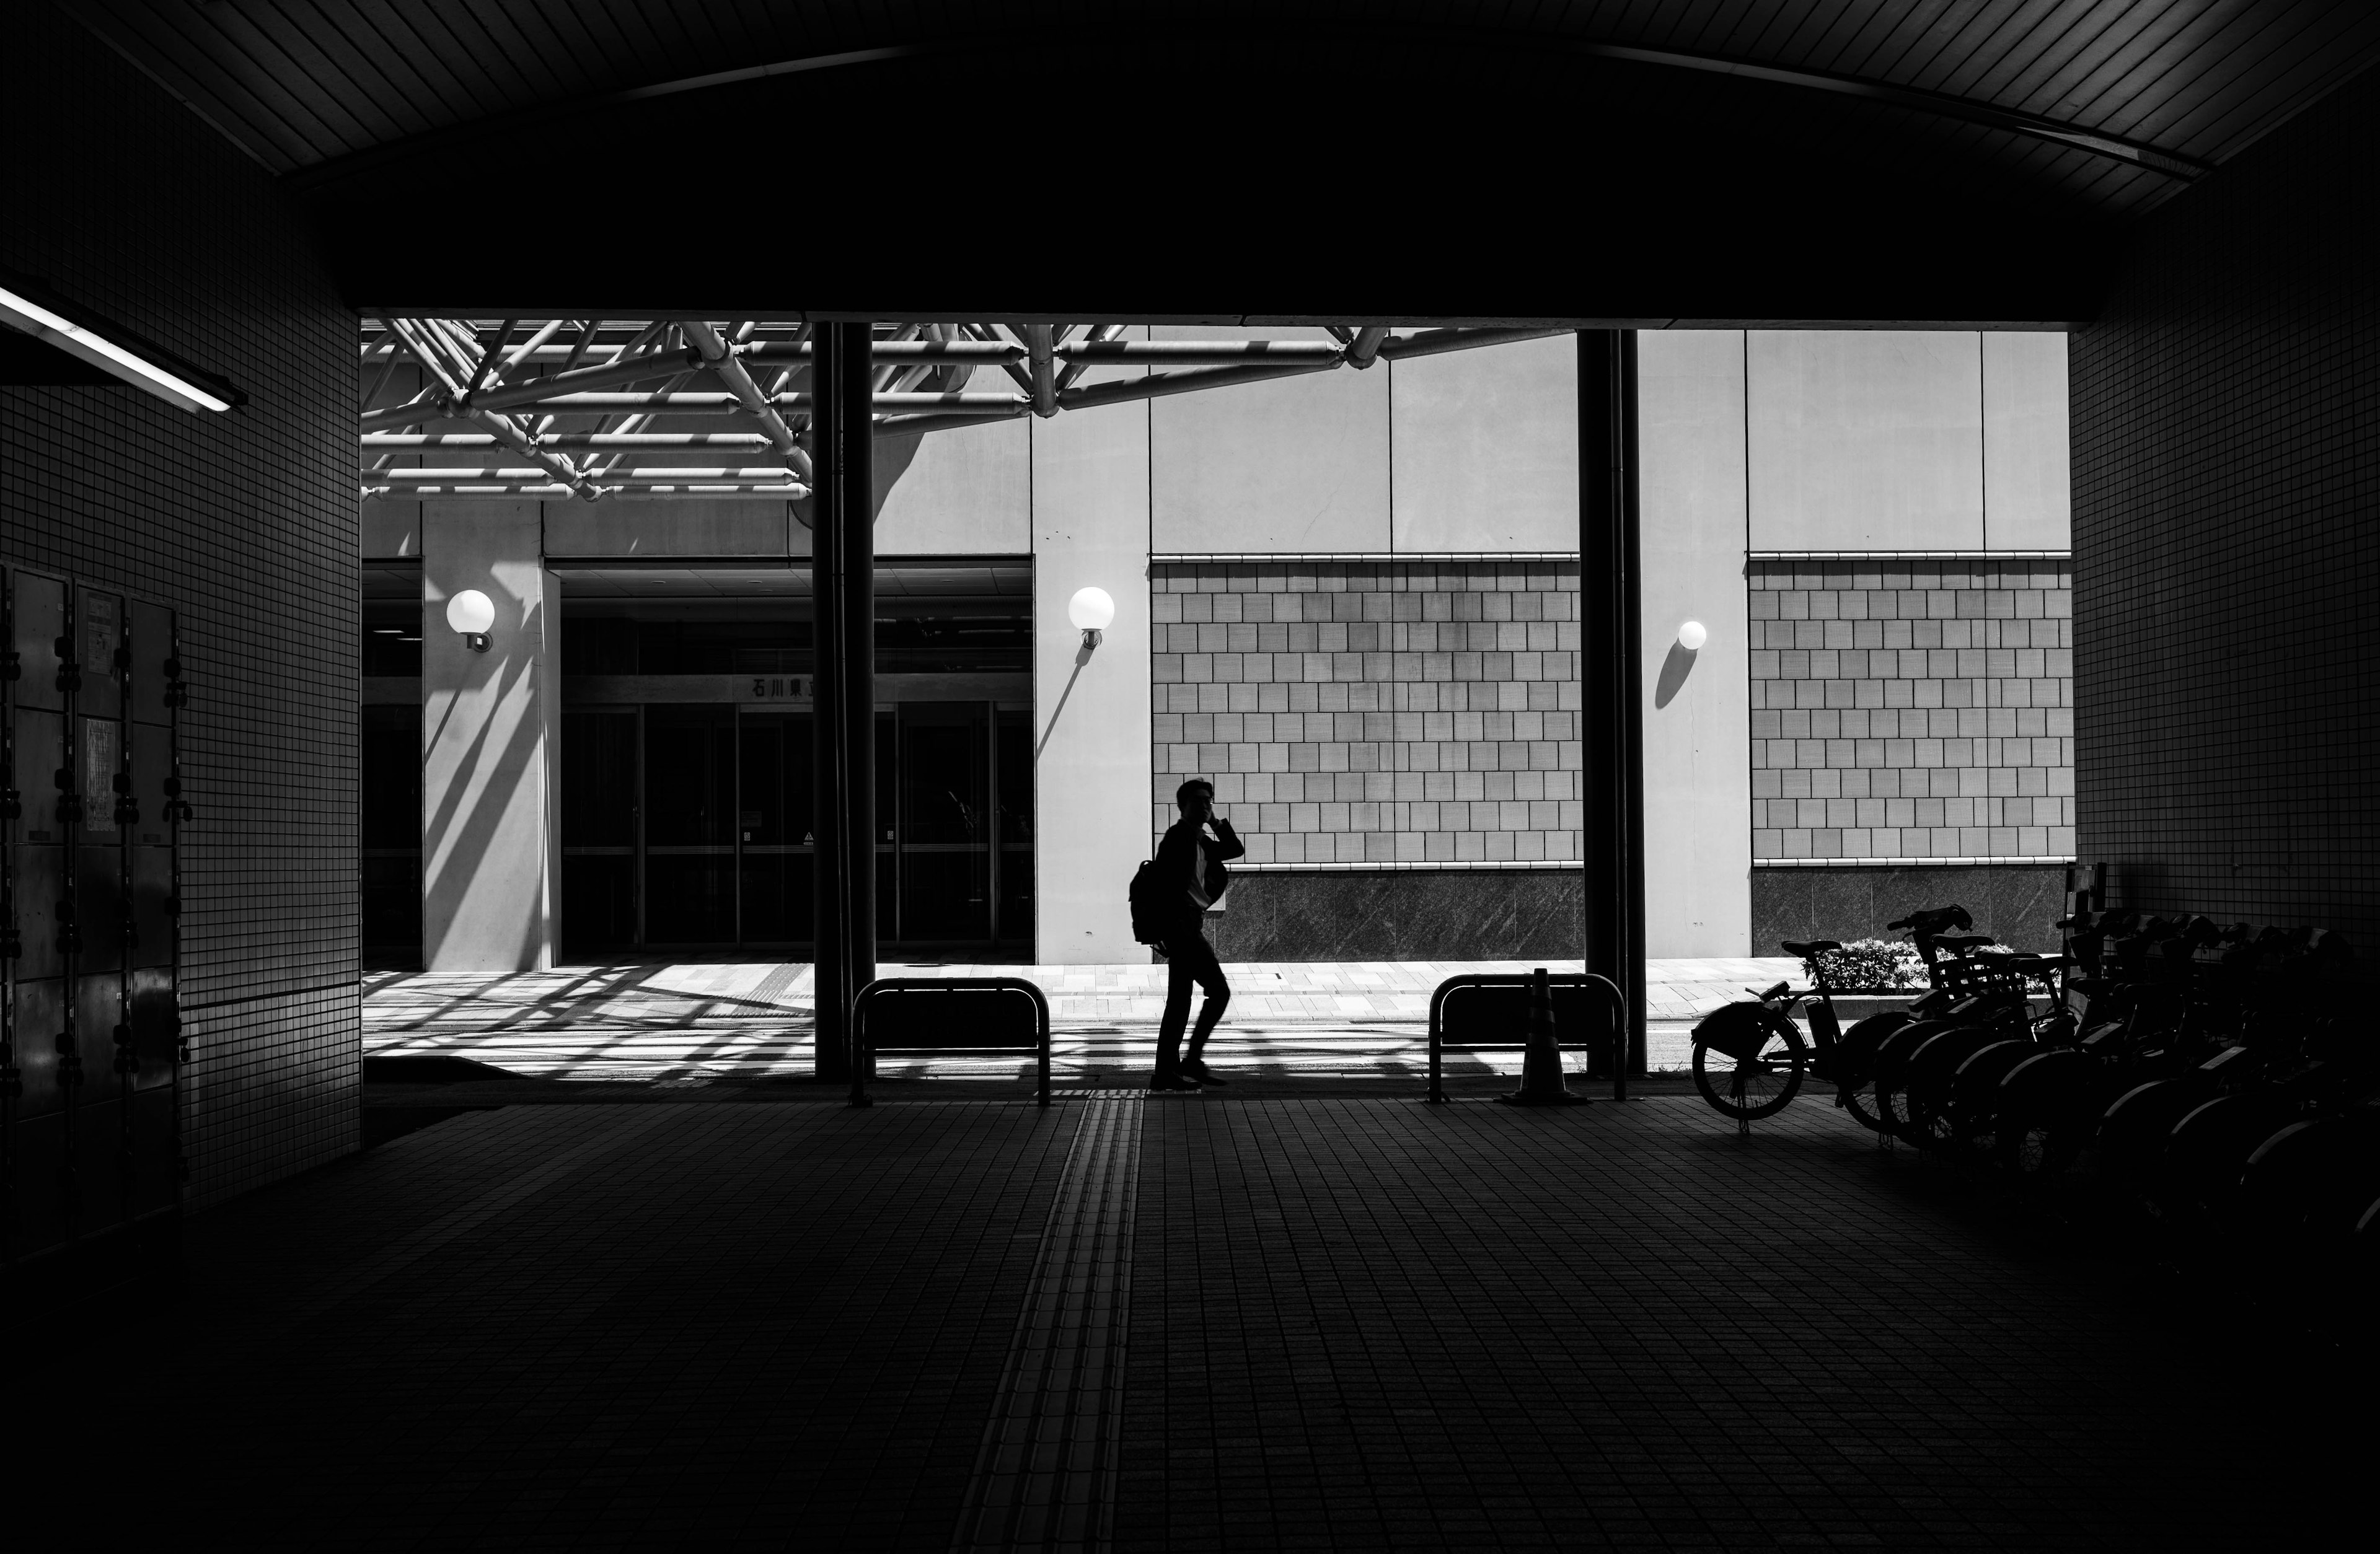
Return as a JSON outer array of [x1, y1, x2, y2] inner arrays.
[[421, 504, 562, 973], [1152, 326, 1390, 554], [363, 501, 422, 558], [875, 414, 1031, 555], [1747, 331, 1985, 551], [1982, 333, 2073, 551], [1390, 335, 1580, 552], [1638, 330, 1754, 956], [1033, 352, 1155, 964], [543, 499, 793, 557]]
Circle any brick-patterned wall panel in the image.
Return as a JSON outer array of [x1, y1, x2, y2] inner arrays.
[[1150, 562, 1582, 864], [1748, 559, 2073, 862], [2069, 67, 2380, 939], [2, 12, 359, 1206]]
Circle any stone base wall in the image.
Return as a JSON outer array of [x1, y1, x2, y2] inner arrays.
[[1750, 866, 2066, 954], [1204, 871, 1581, 962]]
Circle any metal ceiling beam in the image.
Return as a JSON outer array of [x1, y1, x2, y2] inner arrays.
[[376, 466, 800, 480], [363, 483, 807, 499], [382, 317, 606, 500], [682, 318, 814, 483], [1024, 324, 1057, 416], [366, 432, 776, 449], [459, 390, 1026, 413], [359, 320, 1574, 498]]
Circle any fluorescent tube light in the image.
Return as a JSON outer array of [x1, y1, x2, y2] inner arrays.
[[0, 280, 237, 413]]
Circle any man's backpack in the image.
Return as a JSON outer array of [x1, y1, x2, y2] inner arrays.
[[1128, 859, 1165, 945]]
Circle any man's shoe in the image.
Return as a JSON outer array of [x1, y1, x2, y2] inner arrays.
[[1182, 1059, 1228, 1086], [1148, 1073, 1202, 1092]]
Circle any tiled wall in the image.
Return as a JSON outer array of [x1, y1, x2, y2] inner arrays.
[[1150, 561, 1582, 864], [1749, 558, 2073, 862], [2070, 66, 2380, 939], [2, 13, 360, 1208]]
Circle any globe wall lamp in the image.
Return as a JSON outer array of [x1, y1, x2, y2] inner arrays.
[[1069, 586, 1116, 649], [1675, 620, 1708, 651], [446, 590, 496, 653]]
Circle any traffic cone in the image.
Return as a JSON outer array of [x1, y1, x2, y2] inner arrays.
[[1498, 966, 1589, 1106]]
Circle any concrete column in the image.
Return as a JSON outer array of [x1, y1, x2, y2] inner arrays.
[[420, 502, 561, 972], [1579, 330, 1647, 1073], [1639, 331, 1754, 957], [1033, 384, 1153, 966], [811, 323, 875, 1082]]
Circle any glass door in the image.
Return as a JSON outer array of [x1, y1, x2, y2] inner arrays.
[[561, 710, 639, 952], [738, 709, 811, 942], [643, 705, 736, 944], [556, 701, 1022, 954], [898, 703, 991, 943]]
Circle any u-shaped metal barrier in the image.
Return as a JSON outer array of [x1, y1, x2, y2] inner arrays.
[[849, 977, 1052, 1108], [1427, 972, 1629, 1104]]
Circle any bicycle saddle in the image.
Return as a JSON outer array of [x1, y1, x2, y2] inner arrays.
[[1780, 939, 1841, 957]]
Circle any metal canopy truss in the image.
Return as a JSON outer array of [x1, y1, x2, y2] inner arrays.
[[358, 320, 1562, 501]]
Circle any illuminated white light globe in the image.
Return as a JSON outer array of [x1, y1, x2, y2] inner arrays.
[[1676, 620, 1709, 651], [446, 590, 496, 635], [1068, 586, 1116, 633]]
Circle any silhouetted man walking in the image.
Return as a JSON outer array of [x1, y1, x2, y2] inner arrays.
[[1149, 778, 1243, 1091]]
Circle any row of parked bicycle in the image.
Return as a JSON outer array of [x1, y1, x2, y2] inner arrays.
[[1690, 903, 2376, 1309]]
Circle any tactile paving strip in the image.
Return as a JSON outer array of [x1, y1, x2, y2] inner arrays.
[[953, 1095, 1144, 1552]]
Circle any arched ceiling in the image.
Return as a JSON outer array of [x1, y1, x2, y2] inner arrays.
[[74, 2, 2380, 324]]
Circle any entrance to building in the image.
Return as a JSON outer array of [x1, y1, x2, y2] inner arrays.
[[561, 701, 1031, 956]]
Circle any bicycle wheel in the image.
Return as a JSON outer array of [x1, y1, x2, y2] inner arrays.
[[1693, 1020, 1807, 1120], [1833, 1012, 1910, 1136], [1838, 1078, 1889, 1133]]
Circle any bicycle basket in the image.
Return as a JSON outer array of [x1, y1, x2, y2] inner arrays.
[[1692, 1002, 1780, 1063]]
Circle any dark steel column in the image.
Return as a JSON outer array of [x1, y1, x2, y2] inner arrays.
[[1579, 330, 1648, 1089], [811, 322, 876, 1088]]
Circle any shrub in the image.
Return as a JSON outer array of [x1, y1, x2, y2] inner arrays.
[[1812, 938, 1928, 991]]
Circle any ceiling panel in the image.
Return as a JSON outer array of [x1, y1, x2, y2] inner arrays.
[[77, 1, 2380, 206]]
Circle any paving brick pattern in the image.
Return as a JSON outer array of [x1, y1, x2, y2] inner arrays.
[[1750, 558, 2074, 862], [1151, 563, 1584, 864], [1124, 1097, 2347, 1551], [160, 1102, 1078, 1550], [56, 1092, 2355, 1552]]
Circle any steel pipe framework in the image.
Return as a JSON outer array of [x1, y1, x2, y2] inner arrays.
[[359, 321, 1572, 499]]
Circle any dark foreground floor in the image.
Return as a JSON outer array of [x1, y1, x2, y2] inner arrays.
[[24, 1087, 2364, 1551]]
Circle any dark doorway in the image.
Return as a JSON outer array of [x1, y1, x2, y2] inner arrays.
[[561, 710, 638, 954], [557, 703, 1027, 956], [360, 703, 421, 952], [737, 710, 811, 942], [644, 705, 738, 945]]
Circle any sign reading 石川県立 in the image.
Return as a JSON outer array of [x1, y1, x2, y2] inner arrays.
[[745, 677, 807, 701]]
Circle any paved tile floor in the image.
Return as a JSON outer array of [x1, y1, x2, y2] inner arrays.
[[38, 1087, 2359, 1551], [363, 959, 1812, 1081]]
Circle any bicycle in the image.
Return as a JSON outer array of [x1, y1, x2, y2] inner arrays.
[[1688, 938, 1909, 1130]]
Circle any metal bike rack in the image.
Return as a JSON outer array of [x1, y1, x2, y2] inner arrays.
[[1427, 972, 1629, 1104], [848, 977, 1052, 1109]]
